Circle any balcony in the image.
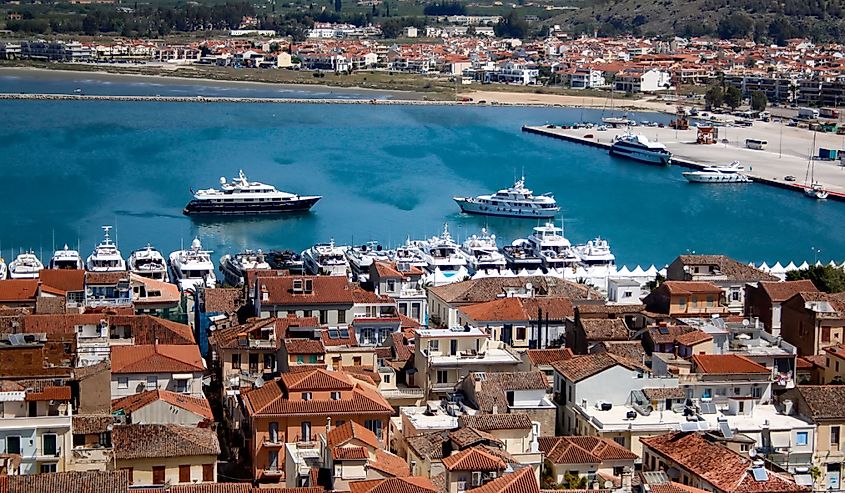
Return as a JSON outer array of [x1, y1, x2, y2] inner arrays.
[[263, 438, 285, 447], [0, 416, 71, 431], [380, 386, 425, 399]]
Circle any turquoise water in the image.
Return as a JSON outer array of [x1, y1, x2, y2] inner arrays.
[[1, 72, 843, 267]]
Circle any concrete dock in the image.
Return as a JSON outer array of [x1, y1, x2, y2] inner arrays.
[[522, 124, 845, 201]]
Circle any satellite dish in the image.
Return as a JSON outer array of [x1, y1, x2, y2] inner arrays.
[[749, 448, 758, 458], [220, 176, 227, 185], [742, 319, 750, 327]]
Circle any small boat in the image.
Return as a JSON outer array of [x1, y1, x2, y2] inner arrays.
[[219, 250, 270, 286], [301, 240, 349, 277], [129, 244, 170, 282], [683, 162, 752, 183], [804, 132, 829, 200], [805, 183, 830, 200], [422, 224, 469, 285], [453, 176, 559, 219], [8, 251, 44, 279], [266, 249, 305, 274], [610, 133, 672, 165], [49, 245, 84, 269], [183, 170, 321, 215], [86, 226, 127, 272], [169, 238, 217, 292]]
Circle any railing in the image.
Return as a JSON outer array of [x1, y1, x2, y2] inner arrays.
[[380, 386, 425, 398]]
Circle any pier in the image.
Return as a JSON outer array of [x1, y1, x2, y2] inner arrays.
[[522, 124, 845, 202]]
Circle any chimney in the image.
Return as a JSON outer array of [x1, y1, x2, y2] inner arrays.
[[327, 416, 332, 432], [621, 466, 633, 493]]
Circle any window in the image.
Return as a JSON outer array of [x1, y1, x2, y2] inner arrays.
[[264, 354, 274, 371], [838, 361, 841, 373], [232, 354, 241, 369], [203, 464, 214, 482], [43, 433, 58, 456], [387, 280, 396, 292], [179, 464, 191, 483], [175, 379, 188, 394], [296, 355, 305, 364], [738, 401, 745, 413], [752, 386, 762, 398], [516, 326, 527, 341], [338, 310, 346, 324], [796, 432, 809, 446], [6, 436, 21, 455], [365, 419, 383, 440], [384, 374, 391, 384], [331, 391, 341, 400], [153, 466, 166, 484], [832, 426, 840, 446], [436, 370, 449, 384], [302, 310, 312, 317], [122, 467, 134, 485], [146, 376, 158, 389], [320, 310, 328, 324], [301, 421, 312, 441], [40, 463, 57, 473], [353, 356, 362, 366], [268, 450, 279, 470], [823, 327, 832, 343], [614, 436, 626, 447], [302, 392, 312, 401], [117, 377, 128, 389], [269, 422, 279, 442], [429, 340, 439, 352]]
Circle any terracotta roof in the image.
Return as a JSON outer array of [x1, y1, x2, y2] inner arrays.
[[111, 389, 214, 420], [527, 348, 574, 366], [5, 470, 129, 493], [662, 281, 722, 295], [539, 436, 638, 465], [428, 277, 603, 305], [443, 447, 507, 471], [692, 354, 769, 374], [107, 314, 196, 345], [203, 287, 244, 313], [470, 466, 539, 493], [321, 327, 358, 346], [792, 385, 845, 420], [334, 446, 369, 460], [675, 255, 778, 282], [72, 414, 115, 434], [578, 318, 629, 341], [373, 261, 425, 279], [758, 280, 819, 302], [458, 413, 532, 431], [258, 275, 356, 306], [368, 449, 411, 477], [168, 485, 251, 493], [674, 330, 713, 346], [448, 427, 503, 449], [551, 352, 644, 383], [349, 477, 437, 493], [466, 371, 547, 413], [594, 341, 646, 362], [110, 343, 204, 374], [406, 431, 449, 460], [650, 482, 712, 493], [85, 271, 128, 285], [38, 269, 85, 294], [576, 304, 646, 314], [281, 368, 355, 391], [389, 332, 414, 361], [459, 296, 574, 323], [327, 420, 382, 449], [284, 338, 326, 355], [112, 424, 220, 459], [24, 385, 71, 401], [0, 279, 39, 302]]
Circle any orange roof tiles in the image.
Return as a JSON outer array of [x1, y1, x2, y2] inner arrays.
[[327, 420, 382, 449], [0, 279, 39, 302], [111, 389, 213, 420], [368, 449, 411, 477], [692, 354, 769, 375], [110, 343, 204, 374], [471, 466, 539, 493], [442, 447, 507, 471], [350, 477, 437, 493]]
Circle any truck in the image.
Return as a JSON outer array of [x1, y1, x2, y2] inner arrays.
[[820, 107, 841, 119], [799, 107, 821, 120]]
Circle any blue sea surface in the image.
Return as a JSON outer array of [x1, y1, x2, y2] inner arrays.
[[1, 71, 843, 267]]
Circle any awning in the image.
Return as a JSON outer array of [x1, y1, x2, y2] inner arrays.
[[172, 373, 194, 380], [770, 431, 793, 449]]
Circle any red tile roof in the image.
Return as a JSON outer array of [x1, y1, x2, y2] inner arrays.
[[112, 424, 220, 459], [692, 354, 769, 375], [758, 280, 819, 302], [662, 281, 722, 295], [350, 477, 437, 493], [24, 385, 71, 402], [259, 275, 356, 306], [470, 466, 539, 493], [368, 449, 411, 477], [334, 446, 369, 460], [527, 348, 574, 366], [111, 389, 214, 420], [5, 470, 129, 493], [459, 296, 574, 323], [281, 368, 355, 391], [442, 447, 507, 471], [38, 269, 85, 294], [458, 413, 533, 431], [551, 352, 644, 382], [284, 338, 326, 355], [539, 436, 638, 465], [0, 279, 39, 302], [327, 420, 382, 449], [110, 343, 204, 374]]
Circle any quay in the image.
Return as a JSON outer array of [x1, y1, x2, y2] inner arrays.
[[0, 92, 459, 105], [522, 124, 845, 202]]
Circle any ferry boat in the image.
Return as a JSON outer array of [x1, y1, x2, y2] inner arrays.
[[49, 245, 84, 270], [574, 237, 616, 268], [267, 249, 305, 274], [460, 228, 507, 274], [183, 170, 321, 215], [346, 242, 392, 282], [502, 241, 544, 273], [302, 240, 349, 277], [169, 238, 217, 291], [453, 177, 559, 219], [219, 250, 270, 286], [8, 251, 44, 279], [610, 133, 671, 165], [683, 162, 751, 183], [129, 244, 170, 282], [527, 222, 579, 272], [86, 226, 127, 272], [422, 224, 469, 284]]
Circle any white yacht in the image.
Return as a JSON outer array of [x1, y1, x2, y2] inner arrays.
[[422, 224, 469, 284], [503, 241, 544, 273], [302, 240, 349, 277], [574, 237, 616, 268], [49, 245, 84, 270], [345, 242, 393, 282], [453, 177, 560, 219], [86, 226, 126, 272], [804, 133, 830, 200], [683, 162, 751, 183], [460, 228, 507, 274], [0, 258, 6, 280], [169, 238, 217, 291], [527, 222, 579, 272], [805, 184, 830, 200], [267, 249, 305, 274], [610, 133, 671, 165], [8, 251, 44, 279], [184, 170, 321, 215], [219, 250, 270, 286], [129, 245, 170, 282], [394, 239, 429, 270]]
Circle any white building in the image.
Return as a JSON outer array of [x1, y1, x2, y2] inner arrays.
[[614, 68, 672, 93], [568, 67, 606, 89], [110, 344, 205, 398]]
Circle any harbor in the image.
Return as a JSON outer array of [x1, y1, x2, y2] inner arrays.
[[522, 122, 845, 200]]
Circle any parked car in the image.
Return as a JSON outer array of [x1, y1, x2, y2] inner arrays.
[[784, 175, 796, 182]]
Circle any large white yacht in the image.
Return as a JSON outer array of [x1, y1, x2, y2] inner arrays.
[[610, 133, 671, 165], [267, 249, 305, 274], [422, 224, 469, 284], [527, 222, 579, 272], [453, 177, 559, 219], [503, 241, 544, 273], [129, 245, 170, 282], [219, 250, 270, 286], [683, 162, 751, 183], [49, 245, 84, 270], [394, 240, 429, 270], [346, 242, 393, 282], [460, 228, 507, 274], [8, 251, 44, 279], [574, 237, 616, 268], [302, 240, 349, 277], [183, 170, 321, 215], [169, 238, 217, 291], [86, 226, 127, 272]]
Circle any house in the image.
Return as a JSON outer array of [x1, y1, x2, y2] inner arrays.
[[745, 280, 818, 333], [607, 278, 644, 305], [110, 344, 205, 398], [568, 67, 606, 89], [279, 338, 327, 372], [613, 68, 671, 93], [565, 317, 630, 355], [68, 414, 113, 472], [456, 371, 556, 436], [538, 435, 637, 488], [194, 286, 245, 357], [414, 326, 521, 398], [111, 389, 214, 426], [779, 385, 845, 490], [456, 414, 543, 473], [524, 348, 573, 388], [38, 269, 85, 308], [643, 323, 713, 358], [0, 331, 74, 380], [0, 279, 41, 309], [112, 424, 220, 486], [456, 296, 574, 350], [822, 344, 845, 383], [450, 466, 539, 493], [348, 477, 437, 493], [442, 447, 507, 493], [130, 273, 181, 319], [780, 291, 845, 356], [370, 261, 427, 324], [666, 255, 778, 314], [640, 432, 808, 493], [643, 281, 727, 316], [253, 275, 355, 325], [1, 470, 129, 493], [84, 272, 131, 308], [242, 368, 393, 483]]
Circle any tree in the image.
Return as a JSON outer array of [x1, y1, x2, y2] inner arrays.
[[751, 90, 768, 111], [494, 10, 528, 38], [334, 0, 341, 13], [717, 13, 753, 39], [786, 266, 845, 293], [646, 273, 665, 293], [563, 472, 587, 490], [704, 85, 724, 110], [724, 85, 742, 109]]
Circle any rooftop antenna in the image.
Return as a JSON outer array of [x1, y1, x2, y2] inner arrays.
[[52, 229, 55, 253]]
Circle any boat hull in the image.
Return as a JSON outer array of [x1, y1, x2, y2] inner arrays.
[[183, 196, 320, 215], [683, 173, 751, 183], [454, 198, 559, 219], [609, 145, 671, 165]]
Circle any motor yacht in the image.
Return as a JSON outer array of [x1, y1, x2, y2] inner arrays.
[[129, 244, 169, 282], [610, 133, 671, 165], [8, 251, 43, 279], [502, 241, 544, 273], [184, 170, 321, 215], [394, 239, 429, 271], [49, 245, 84, 270], [302, 240, 349, 276], [267, 249, 305, 274], [169, 238, 217, 291], [460, 228, 507, 274], [86, 226, 126, 272], [574, 237, 616, 268], [453, 176, 559, 219], [421, 224, 469, 285], [345, 242, 393, 282], [683, 162, 751, 183], [528, 222, 579, 272], [219, 250, 270, 286]]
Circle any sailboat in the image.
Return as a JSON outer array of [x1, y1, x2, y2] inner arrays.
[[601, 78, 631, 127], [804, 131, 830, 200]]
